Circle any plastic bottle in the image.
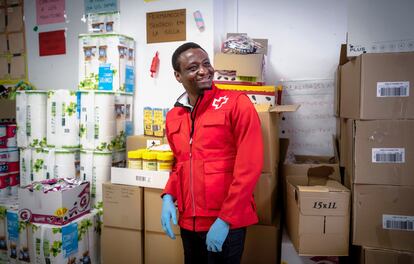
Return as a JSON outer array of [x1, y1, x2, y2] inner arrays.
[[142, 151, 157, 171], [128, 149, 145, 169], [157, 151, 174, 171]]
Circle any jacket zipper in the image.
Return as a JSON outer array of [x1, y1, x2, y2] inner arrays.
[[189, 95, 203, 227]]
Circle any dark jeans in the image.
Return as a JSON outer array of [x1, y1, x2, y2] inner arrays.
[[180, 227, 247, 264]]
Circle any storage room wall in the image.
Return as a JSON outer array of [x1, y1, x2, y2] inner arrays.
[[24, 0, 347, 136]]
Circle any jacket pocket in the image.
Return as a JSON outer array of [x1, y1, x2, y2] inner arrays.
[[201, 112, 229, 149], [203, 158, 234, 210]]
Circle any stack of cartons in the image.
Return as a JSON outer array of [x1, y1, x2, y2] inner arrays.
[[339, 52, 414, 261], [240, 104, 298, 263], [214, 34, 277, 106], [107, 135, 184, 263]]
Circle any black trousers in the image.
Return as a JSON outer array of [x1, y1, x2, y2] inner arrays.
[[180, 227, 247, 264]]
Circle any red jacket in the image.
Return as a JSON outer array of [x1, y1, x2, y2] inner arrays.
[[163, 84, 263, 231]]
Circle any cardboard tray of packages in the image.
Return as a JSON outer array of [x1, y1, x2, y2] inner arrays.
[[111, 167, 169, 189]]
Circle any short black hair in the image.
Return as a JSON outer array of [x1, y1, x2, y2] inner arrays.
[[171, 42, 206, 72]]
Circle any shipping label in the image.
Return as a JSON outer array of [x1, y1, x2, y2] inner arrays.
[[372, 148, 405, 163], [383, 214, 414, 231], [377, 81, 409, 97]]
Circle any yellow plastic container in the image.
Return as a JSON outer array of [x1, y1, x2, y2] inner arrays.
[[142, 151, 158, 171], [157, 151, 174, 171], [128, 149, 145, 169]]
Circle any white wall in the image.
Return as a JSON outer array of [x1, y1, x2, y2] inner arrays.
[[24, 0, 348, 135]]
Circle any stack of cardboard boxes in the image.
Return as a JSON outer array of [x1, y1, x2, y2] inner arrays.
[[214, 34, 277, 106], [103, 135, 184, 264], [338, 51, 414, 262]]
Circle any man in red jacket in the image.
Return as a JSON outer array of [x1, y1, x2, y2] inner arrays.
[[161, 42, 263, 264]]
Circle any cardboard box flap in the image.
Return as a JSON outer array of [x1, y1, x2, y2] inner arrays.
[[297, 180, 349, 193], [226, 33, 268, 54], [254, 103, 300, 113]]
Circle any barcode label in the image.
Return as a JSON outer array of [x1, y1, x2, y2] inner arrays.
[[372, 148, 405, 163], [136, 176, 151, 183], [383, 215, 414, 231], [377, 81, 409, 97]]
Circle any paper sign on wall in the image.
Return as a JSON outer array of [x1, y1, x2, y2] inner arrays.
[[84, 0, 118, 14], [146, 9, 186, 44], [36, 0, 66, 25], [39, 30, 66, 56]]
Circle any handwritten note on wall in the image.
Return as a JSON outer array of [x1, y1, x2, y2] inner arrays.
[[280, 79, 336, 156], [84, 0, 118, 14], [36, 0, 65, 25], [146, 9, 186, 44]]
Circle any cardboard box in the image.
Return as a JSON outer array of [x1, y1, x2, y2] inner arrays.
[[126, 134, 166, 152], [281, 228, 340, 264], [214, 53, 265, 85], [353, 184, 414, 252], [8, 32, 24, 54], [102, 226, 143, 264], [6, 5, 23, 32], [102, 182, 143, 230], [242, 217, 281, 264], [144, 188, 180, 234], [254, 170, 278, 226], [346, 119, 414, 186], [18, 180, 91, 225], [340, 52, 414, 119], [214, 36, 268, 86], [256, 104, 299, 173], [10, 55, 25, 79], [282, 153, 341, 184], [360, 247, 414, 264], [144, 231, 184, 264], [28, 211, 101, 264], [0, 99, 16, 119], [143, 188, 184, 263], [347, 0, 414, 56], [111, 167, 169, 189], [285, 175, 350, 256]]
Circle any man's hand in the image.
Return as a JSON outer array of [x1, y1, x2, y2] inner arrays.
[[161, 194, 177, 239], [206, 218, 229, 252]]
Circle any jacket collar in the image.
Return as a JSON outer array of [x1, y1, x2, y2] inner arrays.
[[174, 83, 218, 112]]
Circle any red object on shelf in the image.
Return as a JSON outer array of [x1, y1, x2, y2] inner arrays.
[[150, 51, 160, 78]]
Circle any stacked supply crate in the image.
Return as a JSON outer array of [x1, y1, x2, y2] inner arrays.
[[339, 52, 414, 259], [14, 178, 101, 264], [78, 33, 135, 207]]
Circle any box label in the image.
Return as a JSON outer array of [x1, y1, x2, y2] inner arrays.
[[372, 148, 405, 163], [383, 214, 414, 231], [125, 65, 135, 93], [6, 212, 18, 241], [312, 201, 338, 209], [98, 64, 113, 91], [62, 223, 78, 257], [136, 175, 152, 183], [377, 81, 409, 97]]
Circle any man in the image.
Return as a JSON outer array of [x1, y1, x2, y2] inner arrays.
[[161, 42, 263, 264]]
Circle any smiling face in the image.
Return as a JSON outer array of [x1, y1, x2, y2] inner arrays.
[[174, 48, 214, 98]]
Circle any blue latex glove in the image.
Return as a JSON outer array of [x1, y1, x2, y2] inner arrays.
[[206, 218, 229, 252], [161, 194, 177, 239]]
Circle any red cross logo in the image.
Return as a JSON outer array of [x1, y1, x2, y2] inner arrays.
[[212, 96, 229, 110]]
